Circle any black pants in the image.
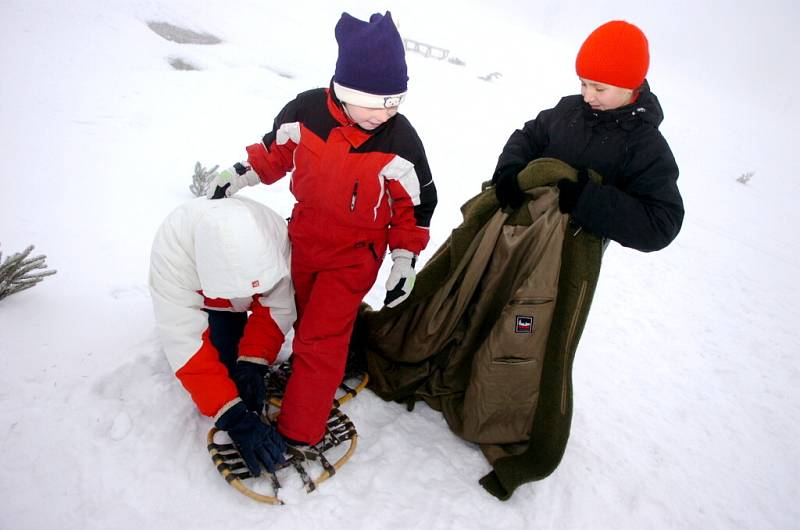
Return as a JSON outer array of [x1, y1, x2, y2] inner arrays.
[[205, 309, 247, 376]]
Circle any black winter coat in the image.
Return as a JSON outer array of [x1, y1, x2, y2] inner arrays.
[[494, 81, 684, 252]]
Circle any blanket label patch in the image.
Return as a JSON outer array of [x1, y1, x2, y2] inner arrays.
[[515, 315, 534, 333]]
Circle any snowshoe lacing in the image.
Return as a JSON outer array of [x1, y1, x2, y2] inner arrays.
[[207, 359, 366, 503], [265, 360, 368, 408]]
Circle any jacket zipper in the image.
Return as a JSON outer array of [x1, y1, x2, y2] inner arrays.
[[350, 180, 359, 211], [561, 280, 588, 414]]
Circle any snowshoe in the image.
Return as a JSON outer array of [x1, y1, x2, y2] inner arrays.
[[207, 406, 357, 504], [264, 359, 368, 408]]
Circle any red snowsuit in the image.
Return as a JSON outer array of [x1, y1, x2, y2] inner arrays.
[[246, 87, 437, 443]]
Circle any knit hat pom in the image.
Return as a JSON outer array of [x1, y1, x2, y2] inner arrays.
[[334, 11, 408, 108], [575, 20, 649, 90]]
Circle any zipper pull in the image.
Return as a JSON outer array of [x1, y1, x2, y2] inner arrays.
[[350, 180, 359, 211], [568, 218, 582, 236]]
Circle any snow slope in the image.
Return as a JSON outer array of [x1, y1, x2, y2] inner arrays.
[[1, 1, 798, 528]]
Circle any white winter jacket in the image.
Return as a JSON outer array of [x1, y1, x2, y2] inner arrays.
[[149, 197, 295, 417]]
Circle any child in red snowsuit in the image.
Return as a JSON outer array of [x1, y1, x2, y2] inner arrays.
[[208, 11, 437, 445]]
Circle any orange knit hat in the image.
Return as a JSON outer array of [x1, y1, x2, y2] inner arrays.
[[575, 20, 649, 90]]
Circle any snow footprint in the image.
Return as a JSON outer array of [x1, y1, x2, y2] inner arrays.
[[110, 411, 133, 441]]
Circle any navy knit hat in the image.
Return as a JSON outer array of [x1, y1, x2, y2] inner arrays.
[[333, 11, 408, 109]]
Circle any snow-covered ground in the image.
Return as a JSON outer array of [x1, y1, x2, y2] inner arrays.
[[1, 1, 798, 528]]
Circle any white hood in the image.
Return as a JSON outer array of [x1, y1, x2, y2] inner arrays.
[[149, 196, 294, 381], [194, 197, 289, 299]]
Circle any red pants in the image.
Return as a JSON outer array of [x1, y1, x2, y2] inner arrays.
[[277, 210, 385, 444]]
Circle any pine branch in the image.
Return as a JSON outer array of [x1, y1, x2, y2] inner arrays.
[[189, 161, 219, 197], [0, 245, 57, 301]]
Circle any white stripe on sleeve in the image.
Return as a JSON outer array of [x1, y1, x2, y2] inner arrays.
[[276, 122, 301, 145], [381, 155, 420, 206]]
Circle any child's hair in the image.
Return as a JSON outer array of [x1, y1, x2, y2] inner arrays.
[[575, 20, 649, 89]]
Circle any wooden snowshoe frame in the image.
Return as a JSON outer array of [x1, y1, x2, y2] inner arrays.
[[207, 407, 358, 504], [206, 365, 367, 504]]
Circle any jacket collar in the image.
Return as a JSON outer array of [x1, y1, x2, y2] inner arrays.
[[326, 81, 388, 148], [583, 80, 664, 130]]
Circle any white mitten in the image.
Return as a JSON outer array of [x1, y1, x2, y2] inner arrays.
[[384, 249, 417, 308], [205, 162, 261, 199]]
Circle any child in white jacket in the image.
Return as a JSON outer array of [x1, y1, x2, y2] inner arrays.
[[149, 196, 295, 476]]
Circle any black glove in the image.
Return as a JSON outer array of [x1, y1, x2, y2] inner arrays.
[[231, 361, 268, 414], [215, 401, 286, 476], [493, 164, 526, 209], [556, 167, 590, 214]]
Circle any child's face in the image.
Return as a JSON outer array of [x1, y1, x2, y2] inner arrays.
[[343, 103, 398, 130], [580, 78, 634, 111]]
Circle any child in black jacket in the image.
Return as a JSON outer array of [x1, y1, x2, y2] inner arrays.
[[493, 20, 683, 252]]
